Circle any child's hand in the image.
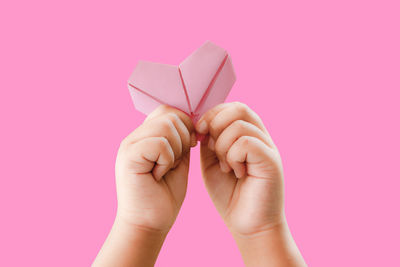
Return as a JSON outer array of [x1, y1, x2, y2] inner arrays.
[[95, 102, 305, 267], [196, 102, 305, 266], [115, 105, 196, 233], [94, 105, 196, 267], [195, 102, 306, 266], [196, 102, 283, 236]]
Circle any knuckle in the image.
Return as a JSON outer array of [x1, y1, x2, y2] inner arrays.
[[159, 119, 175, 133], [237, 106, 250, 116], [157, 104, 169, 112], [214, 140, 226, 155], [156, 136, 169, 147], [165, 113, 180, 124], [238, 135, 252, 146], [148, 105, 168, 118], [209, 118, 219, 134], [233, 102, 249, 112], [226, 148, 236, 163], [232, 119, 248, 131], [177, 140, 183, 154], [182, 129, 191, 145], [155, 137, 172, 155]]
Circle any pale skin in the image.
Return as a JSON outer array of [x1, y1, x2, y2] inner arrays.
[[93, 103, 306, 267]]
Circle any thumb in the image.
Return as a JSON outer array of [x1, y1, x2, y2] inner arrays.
[[164, 151, 191, 205], [226, 136, 280, 179]]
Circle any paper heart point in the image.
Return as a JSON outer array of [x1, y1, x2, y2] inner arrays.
[[128, 41, 236, 121]]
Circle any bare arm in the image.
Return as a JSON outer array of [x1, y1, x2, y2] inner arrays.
[[93, 105, 196, 266]]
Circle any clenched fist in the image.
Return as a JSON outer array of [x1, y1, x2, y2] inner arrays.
[[196, 102, 284, 236], [115, 105, 196, 232], [94, 102, 305, 267]]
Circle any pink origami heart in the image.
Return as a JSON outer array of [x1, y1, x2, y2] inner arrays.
[[127, 41, 236, 122]]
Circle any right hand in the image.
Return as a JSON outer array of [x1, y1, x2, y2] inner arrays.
[[115, 105, 196, 233]]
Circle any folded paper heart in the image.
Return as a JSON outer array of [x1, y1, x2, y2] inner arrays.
[[127, 41, 236, 122]]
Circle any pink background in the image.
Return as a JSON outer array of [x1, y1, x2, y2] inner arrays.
[[1, 0, 399, 266]]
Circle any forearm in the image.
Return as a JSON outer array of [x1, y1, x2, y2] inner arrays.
[[93, 216, 167, 267], [232, 221, 306, 267]]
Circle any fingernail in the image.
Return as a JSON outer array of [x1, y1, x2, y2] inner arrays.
[[208, 137, 215, 151], [196, 120, 208, 134], [152, 170, 162, 181], [220, 161, 230, 173], [190, 132, 197, 147], [233, 168, 241, 178]]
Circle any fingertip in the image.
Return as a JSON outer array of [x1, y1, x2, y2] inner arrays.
[[235, 170, 245, 179], [152, 161, 172, 181], [219, 161, 231, 173], [195, 119, 208, 134], [232, 164, 246, 179], [152, 167, 163, 181], [233, 168, 241, 179]]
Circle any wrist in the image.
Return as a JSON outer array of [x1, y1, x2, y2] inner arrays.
[[111, 215, 169, 247], [114, 205, 175, 235], [93, 216, 168, 267], [231, 220, 306, 267]]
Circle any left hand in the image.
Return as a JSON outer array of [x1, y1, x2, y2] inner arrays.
[[196, 102, 285, 237]]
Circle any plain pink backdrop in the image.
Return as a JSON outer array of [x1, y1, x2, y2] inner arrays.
[[1, 0, 399, 266]]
